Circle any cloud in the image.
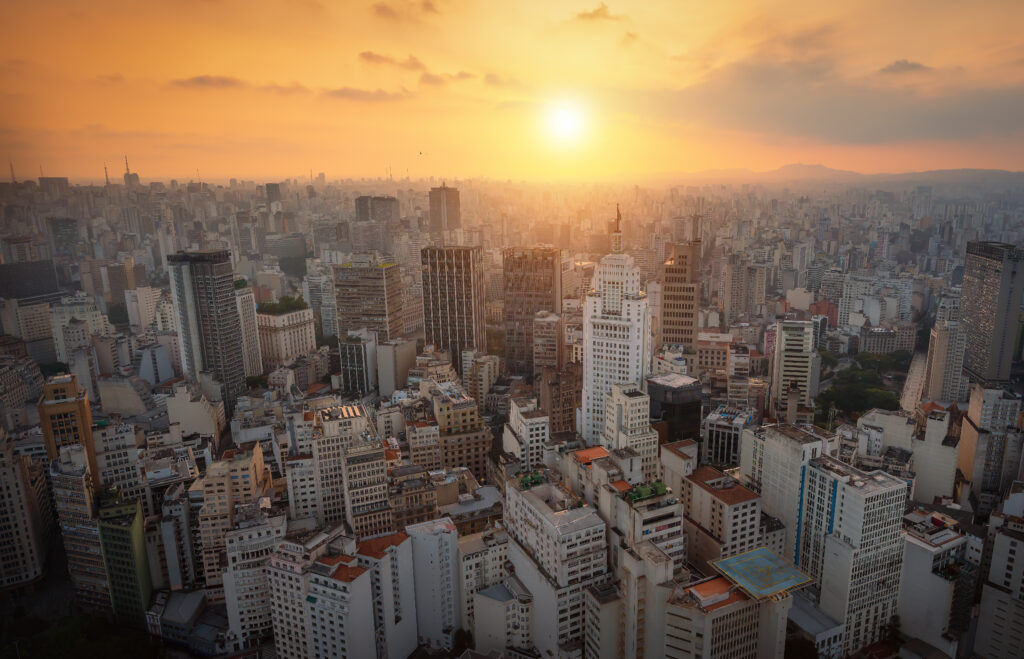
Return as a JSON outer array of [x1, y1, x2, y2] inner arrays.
[[621, 31, 638, 46], [646, 43, 1024, 144], [879, 59, 933, 75], [419, 71, 473, 86], [95, 73, 124, 84], [172, 75, 247, 88], [574, 3, 622, 22], [260, 82, 310, 94], [358, 51, 426, 71], [484, 73, 520, 88], [322, 86, 411, 101], [372, 0, 437, 22]]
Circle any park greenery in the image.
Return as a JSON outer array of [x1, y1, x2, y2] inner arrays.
[[815, 350, 911, 424]]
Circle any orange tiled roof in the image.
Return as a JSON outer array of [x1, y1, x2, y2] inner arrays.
[[357, 532, 409, 559]]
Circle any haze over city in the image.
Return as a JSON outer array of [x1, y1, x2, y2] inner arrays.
[[3, 2, 1024, 659]]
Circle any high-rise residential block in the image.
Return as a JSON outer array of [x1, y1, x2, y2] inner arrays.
[[502, 397, 550, 471], [334, 254, 405, 342], [659, 241, 701, 352], [38, 372, 99, 488], [98, 492, 152, 628], [602, 383, 660, 481], [429, 184, 461, 231], [502, 246, 563, 375], [961, 242, 1024, 386], [798, 457, 907, 656], [532, 310, 564, 373], [740, 424, 836, 564], [407, 517, 461, 651], [682, 466, 762, 571], [234, 287, 263, 378], [771, 320, 820, 422], [0, 430, 47, 590], [168, 250, 246, 412], [421, 246, 486, 374], [538, 363, 582, 435]]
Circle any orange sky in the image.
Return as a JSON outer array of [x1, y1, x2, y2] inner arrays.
[[2, 0, 1024, 182]]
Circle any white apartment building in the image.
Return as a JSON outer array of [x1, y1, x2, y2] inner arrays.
[[602, 383, 659, 481], [50, 293, 111, 363], [266, 523, 352, 659], [770, 320, 820, 421], [663, 574, 792, 659], [581, 221, 652, 443], [975, 484, 1024, 659], [222, 505, 287, 651], [596, 480, 687, 578], [740, 424, 836, 564], [407, 517, 460, 651], [474, 574, 536, 657], [354, 532, 419, 659], [799, 457, 908, 656], [458, 528, 509, 631], [897, 508, 975, 657], [306, 555, 375, 659], [701, 405, 755, 467], [503, 397, 550, 471], [504, 474, 608, 654]]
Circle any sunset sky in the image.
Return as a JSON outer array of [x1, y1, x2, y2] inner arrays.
[[3, 0, 1024, 182]]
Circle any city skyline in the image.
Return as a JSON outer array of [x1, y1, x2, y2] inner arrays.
[[3, 1, 1024, 181]]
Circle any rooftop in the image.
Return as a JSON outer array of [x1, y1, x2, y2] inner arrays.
[[712, 548, 812, 600], [688, 466, 759, 505], [357, 531, 409, 559]]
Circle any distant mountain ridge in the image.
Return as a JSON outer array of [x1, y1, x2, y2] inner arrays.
[[665, 163, 1024, 186]]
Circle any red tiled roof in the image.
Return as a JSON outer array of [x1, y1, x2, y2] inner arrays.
[[357, 532, 409, 559]]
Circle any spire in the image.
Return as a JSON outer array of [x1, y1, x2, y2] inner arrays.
[[611, 203, 624, 254], [124, 155, 130, 175], [8, 160, 14, 183], [104, 163, 109, 186]]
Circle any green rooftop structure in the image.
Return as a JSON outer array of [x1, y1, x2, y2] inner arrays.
[[98, 491, 152, 628]]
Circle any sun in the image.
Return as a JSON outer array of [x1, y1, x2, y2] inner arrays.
[[547, 103, 585, 142]]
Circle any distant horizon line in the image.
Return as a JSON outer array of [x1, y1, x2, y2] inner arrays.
[[16, 162, 1024, 187]]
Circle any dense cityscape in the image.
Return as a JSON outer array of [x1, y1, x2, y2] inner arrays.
[[4, 0, 1024, 657], [0, 167, 1021, 659]]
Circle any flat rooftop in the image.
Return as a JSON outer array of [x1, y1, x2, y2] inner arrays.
[[712, 547, 811, 600]]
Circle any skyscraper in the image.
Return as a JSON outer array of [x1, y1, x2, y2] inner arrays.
[[38, 373, 99, 488], [502, 246, 563, 376], [581, 207, 652, 443], [168, 250, 246, 412], [429, 183, 461, 232], [659, 240, 701, 352], [235, 287, 263, 378], [334, 254, 405, 342], [961, 242, 1024, 386], [421, 246, 486, 374], [771, 320, 820, 423]]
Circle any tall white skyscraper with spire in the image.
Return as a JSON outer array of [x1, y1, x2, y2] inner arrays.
[[580, 206, 652, 444]]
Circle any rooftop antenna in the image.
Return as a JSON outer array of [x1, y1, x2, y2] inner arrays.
[[124, 155, 130, 175], [615, 203, 622, 233], [8, 160, 14, 183], [39, 164, 44, 177], [104, 162, 109, 185]]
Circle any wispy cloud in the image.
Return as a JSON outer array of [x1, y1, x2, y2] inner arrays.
[[574, 3, 623, 22], [878, 59, 933, 75], [484, 73, 520, 88], [172, 75, 247, 89], [419, 71, 473, 86], [372, 0, 437, 22], [359, 51, 427, 71], [322, 86, 411, 101]]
